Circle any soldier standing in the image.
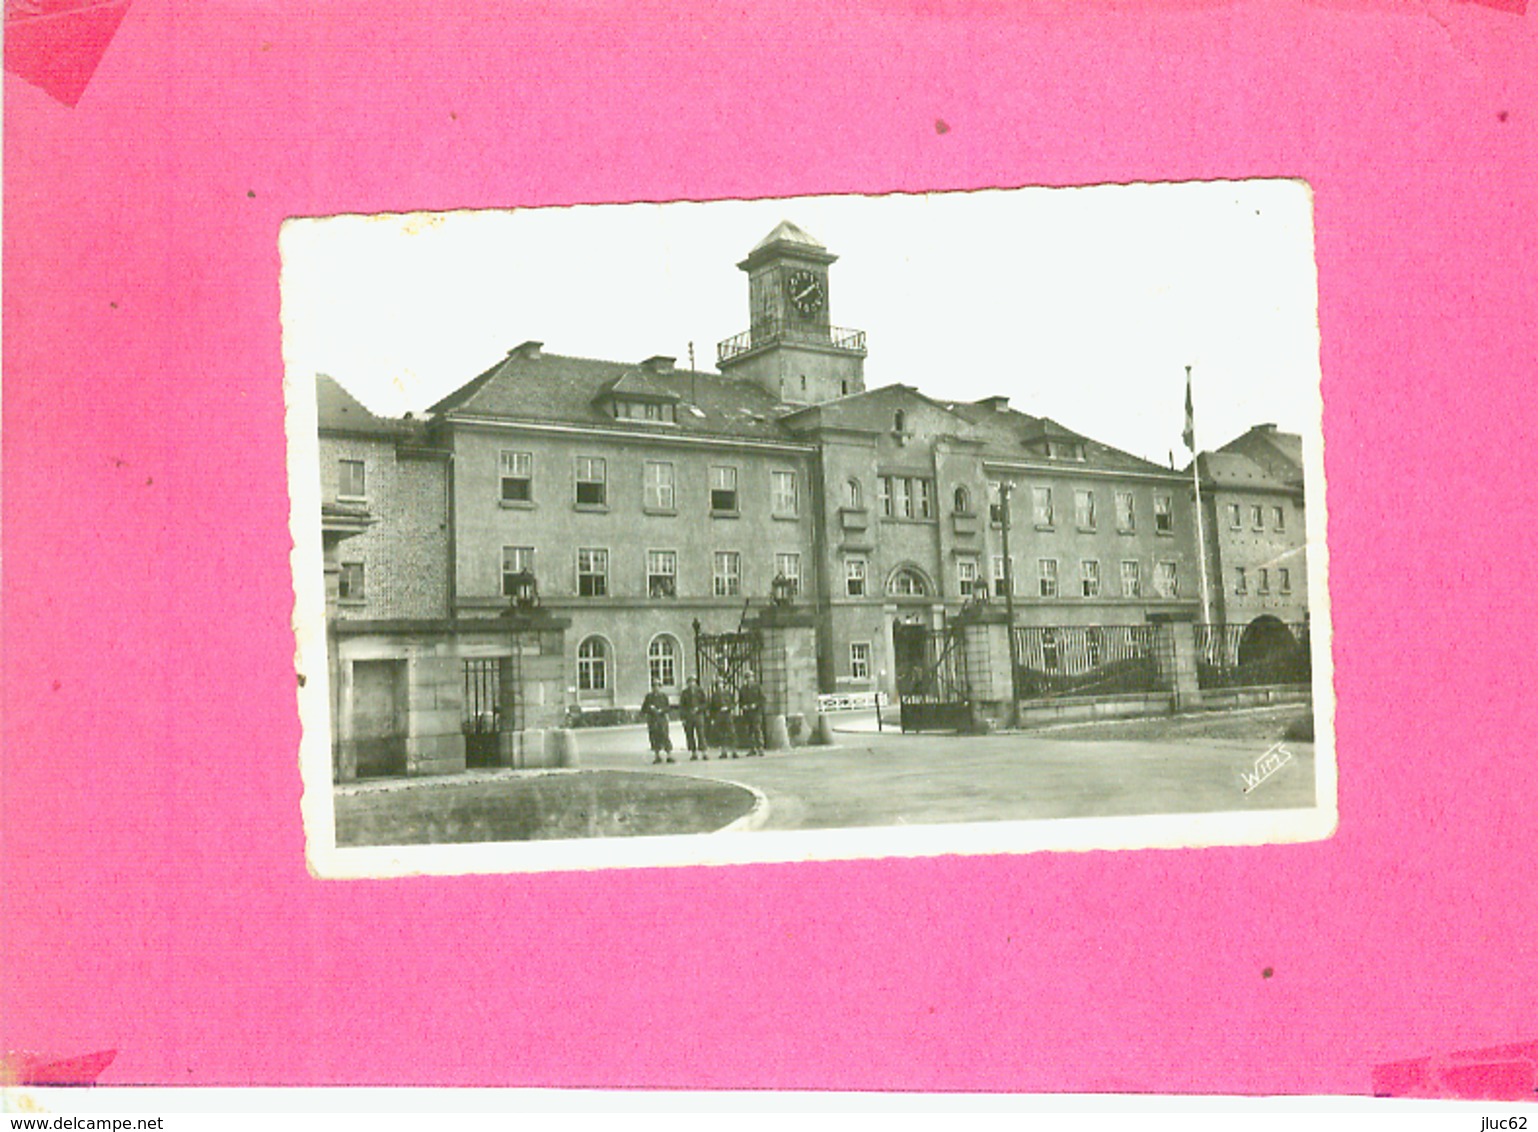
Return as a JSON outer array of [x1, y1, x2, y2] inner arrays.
[[737, 669, 766, 757], [640, 679, 675, 765], [679, 676, 709, 760], [708, 680, 737, 759]]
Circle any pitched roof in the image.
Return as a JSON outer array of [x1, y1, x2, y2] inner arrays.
[[751, 220, 825, 254], [944, 399, 1170, 473], [1196, 450, 1301, 492], [316, 374, 411, 437], [427, 349, 800, 441]]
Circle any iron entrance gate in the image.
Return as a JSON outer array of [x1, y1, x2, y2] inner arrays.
[[692, 620, 762, 707], [895, 623, 972, 732], [462, 658, 503, 768]]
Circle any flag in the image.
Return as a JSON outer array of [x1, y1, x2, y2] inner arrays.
[[1182, 366, 1195, 452]]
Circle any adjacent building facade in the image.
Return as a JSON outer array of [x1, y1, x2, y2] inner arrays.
[[317, 221, 1310, 776]]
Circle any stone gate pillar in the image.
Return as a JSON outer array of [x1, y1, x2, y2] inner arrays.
[[1153, 618, 1202, 712], [496, 608, 571, 768], [953, 604, 1014, 729], [746, 604, 819, 738]]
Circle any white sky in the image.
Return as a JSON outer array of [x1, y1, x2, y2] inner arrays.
[[279, 181, 1321, 466]]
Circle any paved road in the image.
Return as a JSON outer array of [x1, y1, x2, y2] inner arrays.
[[574, 716, 1315, 831]]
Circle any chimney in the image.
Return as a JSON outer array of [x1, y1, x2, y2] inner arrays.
[[509, 340, 543, 360], [1255, 422, 1277, 432], [642, 355, 676, 374]]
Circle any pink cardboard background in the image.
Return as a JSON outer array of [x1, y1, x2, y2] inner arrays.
[[4, 0, 1536, 1095]]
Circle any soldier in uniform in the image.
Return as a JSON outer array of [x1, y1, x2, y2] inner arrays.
[[679, 676, 709, 760], [640, 679, 675, 765], [708, 680, 737, 759], [737, 669, 766, 757]]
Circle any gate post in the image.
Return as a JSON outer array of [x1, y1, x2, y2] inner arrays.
[[954, 604, 1013, 729], [496, 608, 571, 767], [745, 604, 819, 733], [1154, 619, 1203, 712]]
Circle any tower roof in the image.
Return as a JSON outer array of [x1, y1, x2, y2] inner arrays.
[[750, 220, 825, 253], [739, 219, 837, 270]]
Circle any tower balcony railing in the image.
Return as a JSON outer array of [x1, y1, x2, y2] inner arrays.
[[717, 317, 867, 365]]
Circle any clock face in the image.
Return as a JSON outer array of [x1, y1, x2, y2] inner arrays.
[[786, 269, 825, 316]]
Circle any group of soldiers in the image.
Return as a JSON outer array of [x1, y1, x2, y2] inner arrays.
[[639, 672, 766, 764]]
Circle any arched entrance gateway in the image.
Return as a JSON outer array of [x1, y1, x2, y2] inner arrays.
[[1235, 615, 1310, 684]]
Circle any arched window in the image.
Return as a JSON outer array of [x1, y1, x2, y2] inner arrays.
[[845, 478, 862, 509], [893, 409, 907, 433], [648, 635, 679, 689], [577, 636, 609, 693], [887, 567, 929, 597], [953, 484, 972, 515]]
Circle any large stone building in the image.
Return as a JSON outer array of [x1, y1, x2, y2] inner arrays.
[[317, 221, 1306, 775]]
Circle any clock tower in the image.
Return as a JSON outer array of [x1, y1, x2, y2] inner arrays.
[[715, 220, 867, 406]]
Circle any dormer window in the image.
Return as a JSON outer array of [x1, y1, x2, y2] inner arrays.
[[613, 399, 676, 423], [1047, 440, 1086, 461]]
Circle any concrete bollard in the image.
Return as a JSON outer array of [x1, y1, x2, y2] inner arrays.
[[545, 728, 579, 768], [784, 713, 806, 744], [811, 714, 836, 746], [765, 714, 791, 751]]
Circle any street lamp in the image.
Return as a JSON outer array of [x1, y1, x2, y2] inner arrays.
[[770, 572, 796, 607]]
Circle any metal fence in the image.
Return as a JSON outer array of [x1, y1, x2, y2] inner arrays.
[[1193, 620, 1311, 690], [1010, 625, 1169, 701]]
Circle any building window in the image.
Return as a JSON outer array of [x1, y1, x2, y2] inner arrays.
[[1272, 505, 1286, 531], [648, 635, 679, 689], [992, 555, 1014, 598], [988, 481, 1005, 526], [845, 558, 867, 597], [338, 561, 364, 601], [1228, 503, 1243, 529], [775, 552, 801, 596], [1155, 560, 1179, 598], [577, 636, 608, 692], [850, 642, 871, 681], [1032, 486, 1054, 528], [1038, 558, 1059, 598], [1049, 441, 1086, 461], [575, 456, 607, 507], [1235, 566, 1248, 595], [878, 475, 934, 519], [772, 470, 799, 517], [646, 550, 677, 599], [710, 466, 738, 513], [957, 558, 979, 598], [1258, 567, 1270, 594], [888, 568, 927, 597], [1279, 567, 1292, 593], [499, 451, 532, 503], [1080, 559, 1101, 598], [1120, 560, 1141, 598], [713, 551, 741, 597], [643, 461, 675, 511], [577, 548, 608, 597], [501, 546, 535, 597], [338, 459, 366, 499], [1116, 491, 1136, 533], [893, 409, 906, 433], [845, 478, 862, 509], [615, 400, 676, 423], [953, 484, 973, 515], [1250, 504, 1265, 530], [1154, 494, 1173, 534], [1075, 489, 1096, 531]]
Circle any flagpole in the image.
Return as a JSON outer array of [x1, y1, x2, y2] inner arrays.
[[1186, 365, 1213, 627]]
